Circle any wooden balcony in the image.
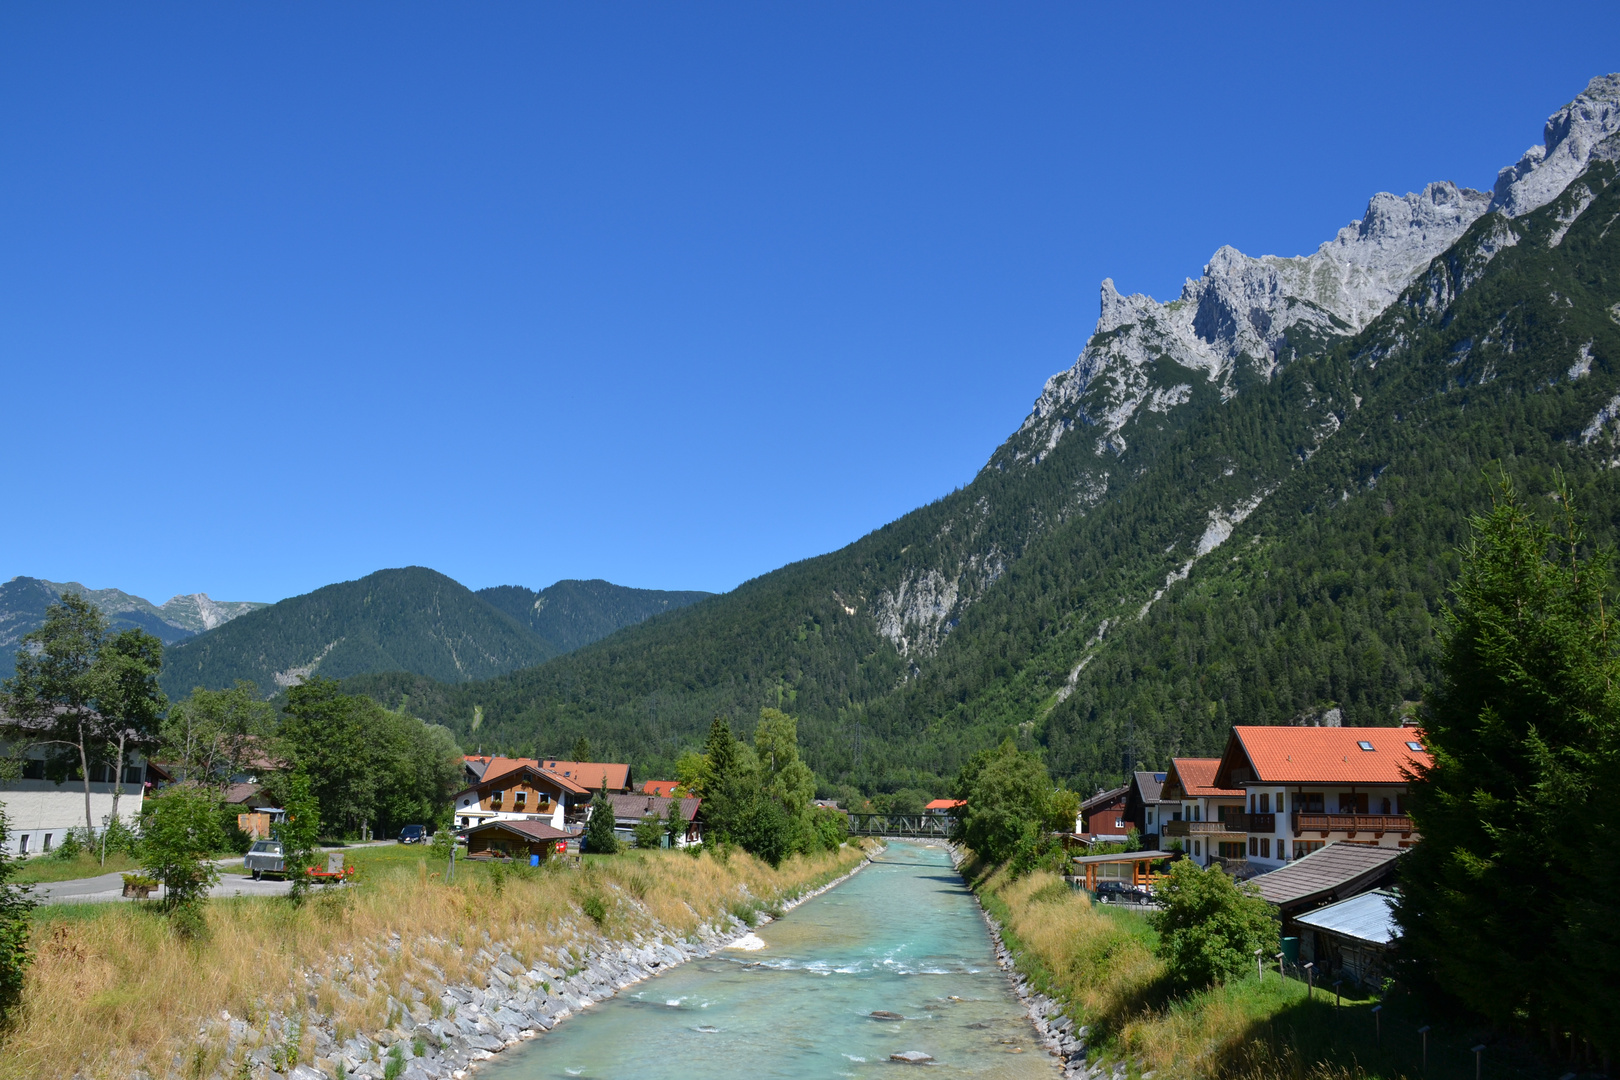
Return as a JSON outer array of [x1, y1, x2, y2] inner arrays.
[[1247, 813, 1276, 833], [1292, 812, 1414, 838], [1163, 819, 1246, 838]]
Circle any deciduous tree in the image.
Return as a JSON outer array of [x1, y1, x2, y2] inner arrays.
[[1149, 859, 1277, 990]]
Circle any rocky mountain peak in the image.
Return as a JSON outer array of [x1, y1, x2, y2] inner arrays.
[[1491, 73, 1620, 218]]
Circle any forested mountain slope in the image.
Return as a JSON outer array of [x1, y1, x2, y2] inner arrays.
[[476, 580, 712, 655], [349, 77, 1620, 796], [159, 568, 710, 698]]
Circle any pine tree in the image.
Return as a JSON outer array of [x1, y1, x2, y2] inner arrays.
[[1396, 475, 1620, 1052], [584, 780, 619, 855]]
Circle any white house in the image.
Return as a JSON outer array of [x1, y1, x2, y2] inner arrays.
[[0, 744, 158, 856]]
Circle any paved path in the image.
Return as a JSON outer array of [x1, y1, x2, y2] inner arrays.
[[30, 841, 394, 905]]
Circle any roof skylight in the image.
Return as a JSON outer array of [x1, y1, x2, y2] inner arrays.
[[1406, 741, 1423, 752], [1357, 741, 1375, 751]]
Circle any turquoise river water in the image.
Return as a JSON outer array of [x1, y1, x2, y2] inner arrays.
[[481, 841, 1057, 1080]]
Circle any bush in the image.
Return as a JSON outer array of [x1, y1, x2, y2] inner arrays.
[[138, 786, 225, 911], [0, 807, 38, 1023], [633, 815, 663, 850], [584, 783, 619, 855], [1148, 859, 1278, 991], [49, 828, 85, 861], [809, 807, 847, 851], [734, 798, 791, 867], [580, 894, 608, 925]]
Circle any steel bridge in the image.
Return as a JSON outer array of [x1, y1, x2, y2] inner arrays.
[[845, 813, 952, 838]]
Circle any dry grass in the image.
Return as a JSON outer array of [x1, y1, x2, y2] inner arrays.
[[982, 864, 1328, 1080], [2, 842, 871, 1080]]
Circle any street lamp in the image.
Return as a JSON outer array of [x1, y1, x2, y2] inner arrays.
[[1418, 1025, 1430, 1072], [1371, 1005, 1382, 1046], [1472, 1043, 1486, 1080]]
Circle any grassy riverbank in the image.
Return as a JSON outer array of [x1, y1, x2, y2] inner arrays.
[[2, 841, 872, 1080], [971, 862, 1558, 1080]]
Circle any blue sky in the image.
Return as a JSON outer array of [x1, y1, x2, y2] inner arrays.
[[3, 4, 1617, 604]]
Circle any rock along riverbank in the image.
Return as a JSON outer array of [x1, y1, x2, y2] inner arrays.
[[194, 849, 879, 1080], [950, 845, 1138, 1080]]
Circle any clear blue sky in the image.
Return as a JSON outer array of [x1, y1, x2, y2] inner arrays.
[[3, 4, 1617, 604]]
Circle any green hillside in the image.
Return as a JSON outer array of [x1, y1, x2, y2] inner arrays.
[[158, 568, 711, 699], [476, 580, 712, 655], [347, 150, 1620, 797]]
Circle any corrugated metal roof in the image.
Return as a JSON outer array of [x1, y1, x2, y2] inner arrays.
[[1294, 890, 1400, 945], [1249, 841, 1405, 907]]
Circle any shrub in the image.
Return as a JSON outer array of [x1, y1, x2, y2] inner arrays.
[[139, 786, 225, 911], [0, 807, 38, 1023], [809, 807, 847, 851], [633, 815, 663, 850], [580, 894, 608, 925], [1148, 859, 1278, 990]]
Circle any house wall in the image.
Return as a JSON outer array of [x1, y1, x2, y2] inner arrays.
[[0, 780, 145, 856], [454, 778, 570, 830], [1242, 783, 1415, 872]]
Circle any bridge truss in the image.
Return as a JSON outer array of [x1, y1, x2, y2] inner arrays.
[[845, 813, 952, 838]]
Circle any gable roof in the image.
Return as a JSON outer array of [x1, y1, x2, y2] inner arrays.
[[465, 818, 573, 843], [451, 760, 592, 800], [1248, 841, 1405, 911], [603, 793, 700, 823], [1130, 770, 1169, 804], [1216, 725, 1431, 788], [536, 759, 632, 791], [1081, 785, 1129, 812], [1164, 758, 1243, 799], [642, 780, 682, 797], [924, 798, 965, 811]]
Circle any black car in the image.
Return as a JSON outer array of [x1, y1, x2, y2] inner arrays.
[[1093, 881, 1151, 904], [398, 824, 428, 844]]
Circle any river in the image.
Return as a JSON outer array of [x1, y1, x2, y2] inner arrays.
[[481, 840, 1057, 1079]]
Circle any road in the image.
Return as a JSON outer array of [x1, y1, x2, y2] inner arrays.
[[30, 841, 395, 905]]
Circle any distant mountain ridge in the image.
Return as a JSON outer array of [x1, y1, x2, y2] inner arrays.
[[157, 568, 710, 698], [0, 576, 266, 679]]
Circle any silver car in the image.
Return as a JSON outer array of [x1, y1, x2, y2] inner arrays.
[[244, 839, 285, 880]]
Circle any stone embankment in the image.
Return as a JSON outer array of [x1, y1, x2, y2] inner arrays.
[[193, 852, 876, 1080], [950, 846, 1146, 1080]]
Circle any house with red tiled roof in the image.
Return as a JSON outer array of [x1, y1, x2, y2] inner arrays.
[[1161, 758, 1248, 870], [534, 759, 633, 793], [1213, 724, 1430, 873], [924, 798, 965, 816], [450, 758, 596, 832], [642, 780, 682, 798]]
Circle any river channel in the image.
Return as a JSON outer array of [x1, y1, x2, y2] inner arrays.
[[481, 841, 1056, 1080]]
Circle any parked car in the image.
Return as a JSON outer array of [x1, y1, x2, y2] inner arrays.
[[1093, 881, 1152, 905], [244, 839, 285, 880], [398, 824, 428, 844]]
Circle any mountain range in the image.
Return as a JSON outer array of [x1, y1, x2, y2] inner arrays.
[[0, 576, 266, 680], [156, 568, 710, 698], [340, 75, 1620, 797]]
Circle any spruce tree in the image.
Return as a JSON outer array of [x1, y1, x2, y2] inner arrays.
[[584, 780, 619, 855], [1396, 475, 1619, 1052]]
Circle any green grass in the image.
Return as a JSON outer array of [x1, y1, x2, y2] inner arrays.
[[13, 851, 143, 884]]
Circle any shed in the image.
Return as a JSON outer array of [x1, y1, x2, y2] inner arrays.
[[1248, 841, 1405, 917], [1293, 890, 1400, 986], [464, 818, 573, 860]]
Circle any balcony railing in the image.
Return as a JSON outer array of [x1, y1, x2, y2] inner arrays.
[[1247, 813, 1276, 833], [1163, 819, 1247, 837], [1292, 812, 1414, 838]]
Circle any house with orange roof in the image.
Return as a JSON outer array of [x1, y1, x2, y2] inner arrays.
[[1160, 758, 1248, 869], [536, 759, 634, 793], [923, 798, 965, 816], [450, 757, 595, 832], [642, 780, 682, 798], [1212, 723, 1429, 872]]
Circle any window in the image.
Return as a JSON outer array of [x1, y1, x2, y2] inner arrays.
[[43, 834, 53, 852], [1339, 793, 1368, 814], [459, 817, 468, 827], [1146, 810, 1154, 825], [1259, 793, 1270, 813], [18, 835, 28, 854], [1406, 741, 1424, 752], [1249, 837, 1258, 856], [1193, 841, 1201, 856], [515, 791, 527, 805], [1299, 792, 1325, 813], [1357, 741, 1375, 751], [1380, 797, 1391, 814], [1249, 793, 1256, 812], [122, 764, 144, 785], [22, 758, 45, 780], [1218, 842, 1245, 859], [1294, 840, 1325, 858], [1260, 838, 1270, 858]]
